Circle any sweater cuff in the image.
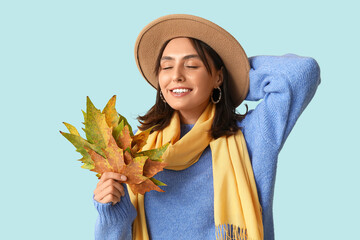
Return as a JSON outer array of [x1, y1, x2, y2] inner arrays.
[[93, 187, 137, 225]]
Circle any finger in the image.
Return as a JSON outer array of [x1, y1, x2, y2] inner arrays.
[[96, 184, 122, 202], [98, 172, 127, 185], [111, 181, 125, 197], [99, 194, 121, 205], [94, 179, 125, 196]]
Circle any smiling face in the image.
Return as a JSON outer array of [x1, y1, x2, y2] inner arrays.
[[158, 37, 223, 124]]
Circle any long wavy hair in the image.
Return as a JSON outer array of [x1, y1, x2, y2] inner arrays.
[[137, 37, 248, 139]]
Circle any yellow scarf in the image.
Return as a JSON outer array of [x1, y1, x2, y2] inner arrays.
[[128, 103, 263, 240]]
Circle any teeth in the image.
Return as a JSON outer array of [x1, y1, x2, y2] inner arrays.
[[172, 89, 190, 93]]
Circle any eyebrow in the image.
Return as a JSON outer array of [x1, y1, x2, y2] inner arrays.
[[160, 54, 200, 61]]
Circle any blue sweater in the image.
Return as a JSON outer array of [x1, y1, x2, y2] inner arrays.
[[94, 54, 321, 240]]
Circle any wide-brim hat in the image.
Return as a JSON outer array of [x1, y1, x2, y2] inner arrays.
[[134, 14, 250, 107]]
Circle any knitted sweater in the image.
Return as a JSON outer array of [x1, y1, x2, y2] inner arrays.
[[93, 54, 321, 240]]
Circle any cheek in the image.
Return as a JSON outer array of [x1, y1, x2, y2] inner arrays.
[[158, 73, 169, 90], [200, 87, 214, 100], [197, 76, 216, 97]]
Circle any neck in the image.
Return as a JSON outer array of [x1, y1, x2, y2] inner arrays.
[[178, 101, 210, 124], [179, 112, 200, 124]]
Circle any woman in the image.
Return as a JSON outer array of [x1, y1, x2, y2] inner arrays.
[[93, 14, 321, 240]]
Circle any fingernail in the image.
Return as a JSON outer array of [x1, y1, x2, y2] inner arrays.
[[121, 175, 127, 181]]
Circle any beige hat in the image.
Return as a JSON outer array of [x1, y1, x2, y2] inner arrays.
[[134, 14, 250, 107]]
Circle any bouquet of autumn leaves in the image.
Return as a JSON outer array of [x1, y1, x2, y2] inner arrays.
[[60, 95, 169, 195]]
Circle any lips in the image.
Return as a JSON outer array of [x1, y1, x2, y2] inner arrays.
[[169, 87, 192, 96], [171, 88, 191, 93]]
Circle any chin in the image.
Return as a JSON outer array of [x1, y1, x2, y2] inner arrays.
[[167, 103, 187, 111]]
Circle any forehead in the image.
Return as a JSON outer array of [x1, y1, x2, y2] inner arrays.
[[161, 37, 197, 56]]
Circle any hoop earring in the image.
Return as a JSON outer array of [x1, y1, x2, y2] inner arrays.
[[211, 87, 222, 104], [160, 91, 166, 103]]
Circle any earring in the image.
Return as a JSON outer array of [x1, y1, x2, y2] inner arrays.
[[160, 91, 166, 103], [211, 87, 222, 104]]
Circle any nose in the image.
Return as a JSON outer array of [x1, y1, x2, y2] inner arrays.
[[172, 65, 185, 82]]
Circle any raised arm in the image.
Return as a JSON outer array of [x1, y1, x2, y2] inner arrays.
[[240, 54, 321, 151]]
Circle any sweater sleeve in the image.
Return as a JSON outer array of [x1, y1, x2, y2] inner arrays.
[[94, 184, 137, 240], [240, 54, 321, 151]]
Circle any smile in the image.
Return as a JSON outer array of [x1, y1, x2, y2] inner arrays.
[[171, 88, 192, 93]]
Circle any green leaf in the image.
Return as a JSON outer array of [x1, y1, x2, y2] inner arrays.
[[102, 95, 119, 129], [83, 96, 111, 149], [82, 110, 86, 123], [60, 131, 105, 158], [118, 113, 133, 137], [136, 143, 170, 161], [62, 122, 80, 136], [113, 119, 125, 141], [76, 148, 94, 169], [150, 177, 167, 186]]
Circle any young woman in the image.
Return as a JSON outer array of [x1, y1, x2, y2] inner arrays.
[[93, 14, 321, 240]]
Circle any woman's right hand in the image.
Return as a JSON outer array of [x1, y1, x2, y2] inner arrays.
[[93, 172, 127, 205]]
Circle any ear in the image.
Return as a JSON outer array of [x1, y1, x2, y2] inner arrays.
[[214, 66, 224, 87]]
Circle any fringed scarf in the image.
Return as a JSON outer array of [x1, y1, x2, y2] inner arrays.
[[128, 103, 263, 240]]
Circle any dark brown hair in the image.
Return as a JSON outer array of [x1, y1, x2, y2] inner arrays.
[[137, 37, 248, 139]]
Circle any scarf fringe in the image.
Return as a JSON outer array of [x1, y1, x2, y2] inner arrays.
[[215, 224, 248, 240]]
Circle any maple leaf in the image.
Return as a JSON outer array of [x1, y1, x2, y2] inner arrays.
[[82, 97, 111, 149], [102, 95, 119, 130], [129, 178, 165, 195], [135, 143, 169, 161], [122, 155, 148, 184], [143, 158, 167, 179], [60, 95, 168, 195], [131, 126, 156, 153], [115, 122, 132, 150]]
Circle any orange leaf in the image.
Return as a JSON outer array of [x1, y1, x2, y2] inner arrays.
[[129, 178, 165, 195], [87, 148, 115, 177], [122, 156, 148, 185], [116, 124, 132, 150], [143, 158, 167, 178], [103, 136, 126, 173], [124, 151, 132, 165], [131, 126, 155, 153], [102, 95, 119, 129]]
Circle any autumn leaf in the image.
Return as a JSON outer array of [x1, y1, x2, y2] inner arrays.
[[122, 156, 148, 184], [60, 95, 168, 195], [131, 126, 156, 153], [82, 97, 111, 149], [60, 124, 105, 159], [123, 150, 132, 165], [135, 143, 170, 161], [102, 95, 119, 130], [116, 123, 132, 150], [63, 122, 80, 136], [119, 113, 133, 137], [129, 178, 165, 195], [143, 158, 167, 179], [150, 177, 166, 186]]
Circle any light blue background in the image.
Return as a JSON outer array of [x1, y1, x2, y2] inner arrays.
[[1, 0, 359, 239]]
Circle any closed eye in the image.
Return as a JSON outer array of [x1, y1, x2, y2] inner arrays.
[[186, 66, 198, 69], [162, 67, 173, 70]]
